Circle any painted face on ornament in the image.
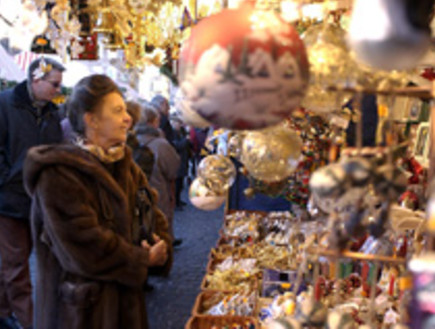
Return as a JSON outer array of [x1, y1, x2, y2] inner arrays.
[[179, 5, 309, 130]]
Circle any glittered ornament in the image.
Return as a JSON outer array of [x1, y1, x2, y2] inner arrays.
[[301, 22, 359, 113], [197, 155, 236, 194], [227, 132, 245, 159], [348, 0, 432, 70], [241, 126, 302, 182], [188, 177, 226, 211], [309, 163, 347, 198], [178, 4, 309, 130]]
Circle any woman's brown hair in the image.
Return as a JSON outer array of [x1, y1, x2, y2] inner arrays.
[[67, 74, 122, 136]]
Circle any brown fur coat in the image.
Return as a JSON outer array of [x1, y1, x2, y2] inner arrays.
[[24, 144, 173, 329]]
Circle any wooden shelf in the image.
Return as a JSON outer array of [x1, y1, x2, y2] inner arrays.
[[307, 247, 407, 264], [327, 85, 433, 100]]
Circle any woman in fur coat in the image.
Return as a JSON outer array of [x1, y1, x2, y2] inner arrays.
[[23, 74, 172, 329]]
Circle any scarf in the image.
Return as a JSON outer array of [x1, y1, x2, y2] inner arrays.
[[73, 137, 125, 163]]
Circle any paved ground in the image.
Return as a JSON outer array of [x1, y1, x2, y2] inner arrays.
[[27, 187, 224, 329], [146, 189, 224, 329]]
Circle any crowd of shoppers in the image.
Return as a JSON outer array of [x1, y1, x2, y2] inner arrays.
[[0, 58, 199, 329]]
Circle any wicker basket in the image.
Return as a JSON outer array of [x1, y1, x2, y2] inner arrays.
[[200, 273, 259, 292], [192, 290, 257, 316], [185, 315, 259, 329], [207, 245, 253, 273], [224, 209, 267, 217], [206, 255, 254, 274]]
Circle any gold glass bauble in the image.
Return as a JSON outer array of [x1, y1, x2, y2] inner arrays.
[[188, 177, 226, 211], [301, 22, 363, 113], [197, 155, 236, 194], [241, 126, 302, 182]]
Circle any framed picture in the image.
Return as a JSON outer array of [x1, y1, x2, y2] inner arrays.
[[409, 99, 423, 121], [413, 122, 430, 168], [391, 96, 422, 122]]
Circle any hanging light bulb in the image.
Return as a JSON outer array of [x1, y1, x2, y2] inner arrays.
[[104, 26, 125, 50], [93, 10, 114, 35]]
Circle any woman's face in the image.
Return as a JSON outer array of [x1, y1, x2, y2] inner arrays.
[[88, 92, 132, 149]]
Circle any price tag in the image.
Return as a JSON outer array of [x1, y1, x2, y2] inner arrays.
[[330, 115, 350, 129]]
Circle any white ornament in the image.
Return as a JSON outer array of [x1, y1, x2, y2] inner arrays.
[[348, 0, 431, 70]]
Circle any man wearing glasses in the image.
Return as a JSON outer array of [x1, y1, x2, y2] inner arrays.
[[0, 57, 65, 329]]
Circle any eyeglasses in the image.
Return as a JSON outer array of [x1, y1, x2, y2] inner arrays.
[[43, 79, 62, 89]]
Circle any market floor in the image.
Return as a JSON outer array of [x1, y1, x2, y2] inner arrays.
[[28, 187, 224, 329], [146, 189, 224, 329]]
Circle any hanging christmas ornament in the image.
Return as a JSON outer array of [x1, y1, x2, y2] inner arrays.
[[227, 132, 246, 159], [309, 163, 347, 199], [301, 22, 361, 113], [348, 0, 432, 70], [188, 177, 226, 211], [197, 154, 236, 194], [241, 125, 302, 182], [178, 4, 309, 130]]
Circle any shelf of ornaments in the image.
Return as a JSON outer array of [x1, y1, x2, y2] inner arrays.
[[185, 202, 423, 328]]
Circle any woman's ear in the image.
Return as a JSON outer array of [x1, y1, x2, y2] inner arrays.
[[84, 112, 98, 130]]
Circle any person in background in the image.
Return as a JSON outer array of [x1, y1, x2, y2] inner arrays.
[[150, 95, 174, 144], [188, 126, 209, 182], [170, 115, 190, 210], [23, 74, 171, 329], [126, 101, 155, 182], [136, 104, 182, 247], [0, 57, 65, 329], [345, 94, 378, 147]]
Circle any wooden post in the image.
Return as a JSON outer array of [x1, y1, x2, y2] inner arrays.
[[428, 81, 435, 183], [427, 81, 435, 251]]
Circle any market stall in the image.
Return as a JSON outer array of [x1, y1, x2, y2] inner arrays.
[[1, 0, 434, 328], [180, 1, 435, 328]]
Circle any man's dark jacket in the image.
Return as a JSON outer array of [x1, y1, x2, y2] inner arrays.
[[0, 81, 62, 219]]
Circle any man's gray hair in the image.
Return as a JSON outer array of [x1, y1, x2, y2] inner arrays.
[[140, 103, 160, 125], [28, 57, 66, 82], [150, 94, 169, 115]]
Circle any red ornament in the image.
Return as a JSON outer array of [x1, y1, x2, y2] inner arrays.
[[421, 67, 435, 81], [399, 190, 419, 210], [72, 33, 98, 60], [178, 4, 309, 130]]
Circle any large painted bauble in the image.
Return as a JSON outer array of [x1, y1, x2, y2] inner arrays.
[[179, 4, 309, 130], [188, 177, 226, 211], [241, 126, 302, 182]]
